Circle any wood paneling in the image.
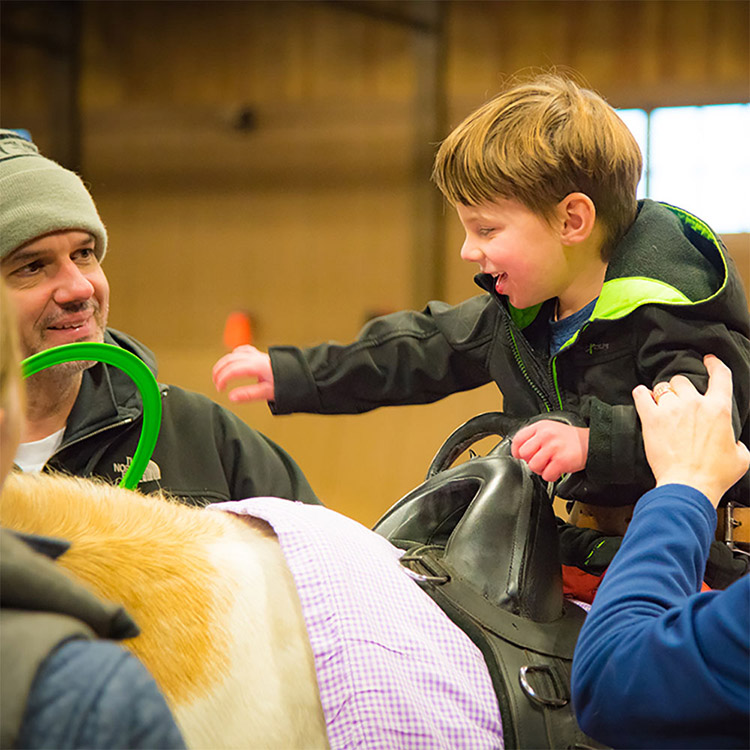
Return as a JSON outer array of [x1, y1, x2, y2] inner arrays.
[[101, 185, 413, 348], [444, 0, 749, 112]]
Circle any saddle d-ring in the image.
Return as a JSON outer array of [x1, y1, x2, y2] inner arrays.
[[22, 342, 162, 490], [519, 664, 569, 707]]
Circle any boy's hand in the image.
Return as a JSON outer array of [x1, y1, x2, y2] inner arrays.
[[511, 421, 589, 482], [632, 354, 750, 507], [212, 345, 276, 403]]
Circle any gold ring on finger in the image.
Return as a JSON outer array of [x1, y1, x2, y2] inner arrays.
[[653, 381, 677, 404]]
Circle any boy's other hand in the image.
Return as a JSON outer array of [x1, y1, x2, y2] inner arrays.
[[212, 345, 275, 403], [632, 355, 750, 507], [511, 421, 589, 482]]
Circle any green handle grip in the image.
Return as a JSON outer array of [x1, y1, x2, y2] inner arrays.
[[21, 342, 162, 490]]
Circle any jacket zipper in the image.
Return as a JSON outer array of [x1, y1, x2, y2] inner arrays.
[[504, 314, 554, 412], [46, 417, 134, 468], [549, 356, 564, 411]]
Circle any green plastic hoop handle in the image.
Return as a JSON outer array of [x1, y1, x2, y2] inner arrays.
[[21, 342, 162, 490]]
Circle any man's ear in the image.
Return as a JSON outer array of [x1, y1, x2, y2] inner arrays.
[[557, 193, 597, 245]]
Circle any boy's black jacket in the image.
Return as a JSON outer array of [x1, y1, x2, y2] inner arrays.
[[269, 201, 750, 507]]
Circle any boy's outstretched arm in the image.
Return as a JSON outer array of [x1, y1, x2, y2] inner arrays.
[[213, 345, 276, 403], [214, 297, 497, 416]]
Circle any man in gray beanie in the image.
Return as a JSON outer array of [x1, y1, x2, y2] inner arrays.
[[0, 128, 320, 506]]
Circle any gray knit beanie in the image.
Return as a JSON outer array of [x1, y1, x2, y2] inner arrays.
[[0, 129, 107, 261]]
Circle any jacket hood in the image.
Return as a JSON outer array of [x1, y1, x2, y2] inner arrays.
[[593, 200, 728, 321], [105, 328, 159, 377]]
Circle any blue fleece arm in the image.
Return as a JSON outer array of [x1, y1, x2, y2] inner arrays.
[[17, 640, 186, 750], [571, 484, 750, 749]]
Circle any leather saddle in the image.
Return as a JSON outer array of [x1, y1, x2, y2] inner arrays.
[[373, 411, 606, 750]]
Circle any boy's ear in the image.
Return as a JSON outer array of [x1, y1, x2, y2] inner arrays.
[[557, 193, 597, 245]]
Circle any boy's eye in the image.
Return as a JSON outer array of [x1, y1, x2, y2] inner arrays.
[[478, 227, 494, 237]]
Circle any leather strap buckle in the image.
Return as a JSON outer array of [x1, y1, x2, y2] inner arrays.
[[717, 502, 750, 555], [399, 546, 451, 585], [519, 664, 569, 707]]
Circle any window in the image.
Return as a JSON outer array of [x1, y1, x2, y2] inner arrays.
[[616, 104, 750, 233], [616, 108, 648, 200]]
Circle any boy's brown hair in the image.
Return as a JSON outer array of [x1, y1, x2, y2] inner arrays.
[[432, 74, 642, 259]]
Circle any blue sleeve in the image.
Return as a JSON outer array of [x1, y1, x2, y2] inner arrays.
[[571, 484, 750, 750], [17, 639, 186, 749]]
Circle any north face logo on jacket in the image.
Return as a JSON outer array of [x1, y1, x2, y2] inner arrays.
[[112, 457, 161, 484]]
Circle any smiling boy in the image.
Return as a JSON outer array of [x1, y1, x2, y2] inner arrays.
[[214, 74, 750, 525]]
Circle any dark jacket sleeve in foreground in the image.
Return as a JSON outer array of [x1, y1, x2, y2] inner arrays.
[[571, 484, 750, 749]]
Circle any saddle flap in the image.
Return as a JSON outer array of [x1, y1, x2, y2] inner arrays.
[[443, 458, 564, 621], [375, 455, 565, 622]]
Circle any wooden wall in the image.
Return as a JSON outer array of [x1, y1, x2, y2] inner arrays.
[[2, 0, 748, 524]]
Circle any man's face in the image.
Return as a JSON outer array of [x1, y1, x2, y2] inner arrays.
[[456, 198, 570, 310], [0, 230, 110, 359]]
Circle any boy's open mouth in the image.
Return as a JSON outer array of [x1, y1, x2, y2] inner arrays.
[[494, 272, 508, 294]]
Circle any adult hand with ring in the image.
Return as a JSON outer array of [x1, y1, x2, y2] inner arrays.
[[652, 381, 677, 404], [632, 355, 750, 507]]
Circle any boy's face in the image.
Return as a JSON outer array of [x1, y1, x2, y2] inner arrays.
[[456, 198, 570, 310]]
